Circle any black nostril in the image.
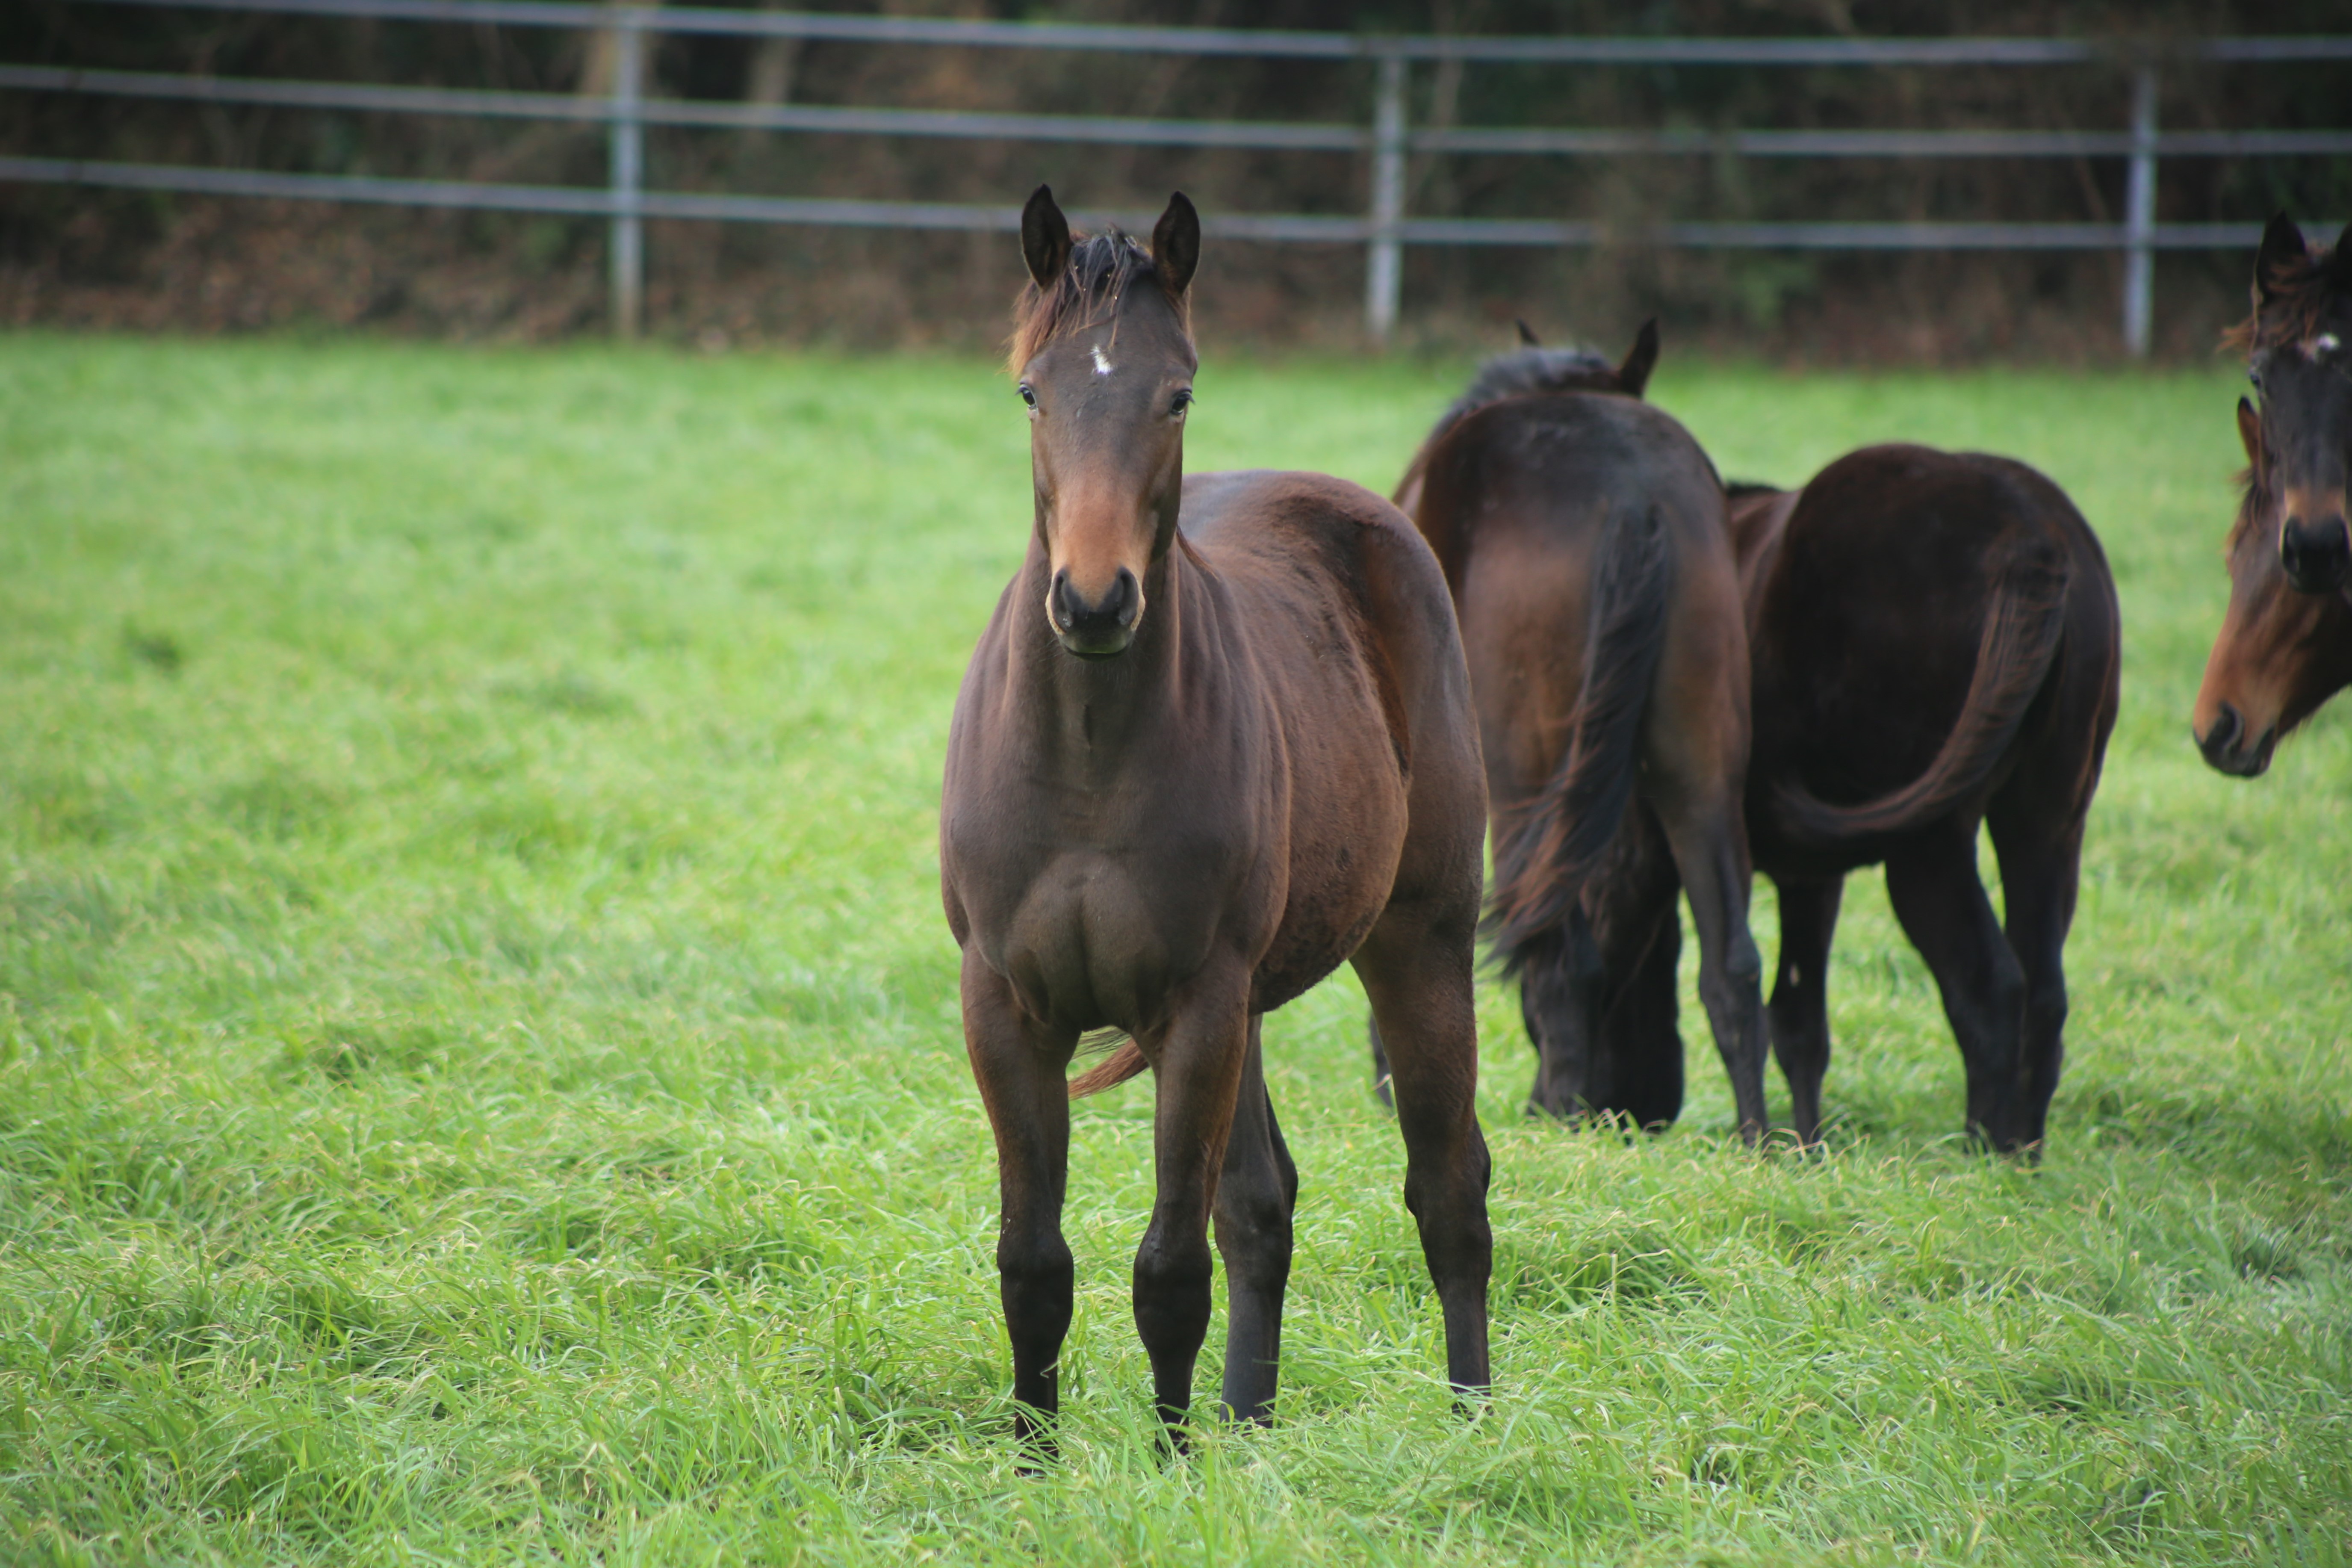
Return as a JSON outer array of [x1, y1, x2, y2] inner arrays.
[[2201, 705, 2242, 759], [1052, 567, 1140, 642]]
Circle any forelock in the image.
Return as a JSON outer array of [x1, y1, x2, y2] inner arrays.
[[1007, 229, 1184, 371], [2227, 230, 2352, 357]]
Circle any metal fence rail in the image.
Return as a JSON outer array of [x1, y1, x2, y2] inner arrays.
[[6, 0, 2349, 349]]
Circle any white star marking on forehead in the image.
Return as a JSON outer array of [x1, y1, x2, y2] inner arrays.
[[2307, 333, 2342, 360], [1092, 345, 1115, 377]]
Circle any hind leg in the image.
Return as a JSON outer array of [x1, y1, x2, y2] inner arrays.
[[1768, 875, 1844, 1146], [1134, 967, 1253, 1446], [1516, 909, 1605, 1118], [1586, 808, 1687, 1128], [1351, 898, 1492, 1397], [1884, 825, 2026, 1149], [1216, 1016, 1297, 1423], [1653, 795, 1769, 1140], [1986, 806, 2086, 1157], [960, 949, 1077, 1450]]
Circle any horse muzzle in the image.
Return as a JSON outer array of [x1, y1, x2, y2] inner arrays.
[[2195, 703, 2276, 777], [1048, 566, 1142, 659], [2279, 503, 2351, 594]]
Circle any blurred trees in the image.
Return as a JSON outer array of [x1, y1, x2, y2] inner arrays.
[[2, 0, 2346, 355]]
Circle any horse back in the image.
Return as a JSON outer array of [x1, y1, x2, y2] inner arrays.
[[1408, 394, 1738, 804], [1181, 470, 1486, 999], [1181, 469, 1472, 767]]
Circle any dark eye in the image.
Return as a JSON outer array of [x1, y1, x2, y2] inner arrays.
[[1019, 383, 1038, 410], [2248, 367, 2262, 390], [1170, 389, 1194, 417]]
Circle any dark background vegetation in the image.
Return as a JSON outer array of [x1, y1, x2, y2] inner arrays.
[[3, 0, 2349, 359]]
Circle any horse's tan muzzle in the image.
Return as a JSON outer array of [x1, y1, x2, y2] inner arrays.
[[1047, 564, 1143, 659], [2280, 486, 2350, 594]]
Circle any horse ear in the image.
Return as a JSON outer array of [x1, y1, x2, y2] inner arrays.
[[1152, 192, 1200, 298], [2237, 396, 2264, 468], [2254, 211, 2307, 307], [1022, 185, 1072, 290], [1618, 318, 1661, 399], [1515, 318, 1542, 347]]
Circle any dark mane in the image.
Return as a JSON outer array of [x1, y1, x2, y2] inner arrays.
[[1393, 344, 1639, 511], [1424, 345, 1624, 448], [1007, 228, 1185, 370], [2228, 464, 2271, 552], [2223, 230, 2349, 356]]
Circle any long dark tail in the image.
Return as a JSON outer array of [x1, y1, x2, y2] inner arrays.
[[1773, 543, 2069, 850], [1487, 504, 1673, 968]]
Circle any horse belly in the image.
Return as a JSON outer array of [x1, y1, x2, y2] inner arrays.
[[1250, 741, 1411, 1014]]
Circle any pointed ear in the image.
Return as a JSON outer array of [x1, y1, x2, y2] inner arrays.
[[1617, 318, 1660, 399], [1515, 318, 1542, 347], [1152, 192, 1200, 298], [2255, 211, 2307, 307], [2237, 396, 2264, 468], [1022, 185, 1072, 291]]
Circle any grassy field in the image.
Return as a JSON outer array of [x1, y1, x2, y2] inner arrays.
[[0, 330, 2346, 1567]]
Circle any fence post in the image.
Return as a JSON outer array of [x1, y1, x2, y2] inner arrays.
[[2122, 62, 2157, 358], [1366, 50, 1406, 346], [609, 7, 644, 340]]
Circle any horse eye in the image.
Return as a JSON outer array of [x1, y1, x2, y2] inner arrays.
[[1170, 389, 1194, 417], [2247, 368, 2262, 390], [1019, 383, 1038, 410]]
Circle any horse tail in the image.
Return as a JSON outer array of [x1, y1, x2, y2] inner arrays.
[[1486, 503, 1673, 970], [1067, 1030, 1148, 1100], [1773, 541, 2069, 849]]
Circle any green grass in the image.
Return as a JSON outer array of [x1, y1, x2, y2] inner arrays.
[[1, 330, 2346, 1567]]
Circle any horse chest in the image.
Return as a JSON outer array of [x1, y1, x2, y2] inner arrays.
[[947, 785, 1266, 1031]]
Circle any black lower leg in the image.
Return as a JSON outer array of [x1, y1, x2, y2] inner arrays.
[[1134, 1224, 1214, 1445], [1215, 1046, 1297, 1423], [1766, 875, 1842, 1145], [1002, 1239, 1074, 1446], [1886, 831, 2025, 1149]]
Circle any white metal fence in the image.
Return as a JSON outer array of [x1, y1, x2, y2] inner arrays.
[[6, 0, 2349, 350]]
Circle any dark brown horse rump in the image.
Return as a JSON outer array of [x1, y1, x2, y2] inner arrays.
[[941, 187, 1492, 1448], [1730, 447, 2120, 1151], [1380, 328, 1771, 1138], [2196, 216, 2352, 775]]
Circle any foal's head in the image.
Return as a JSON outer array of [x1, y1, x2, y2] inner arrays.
[[2232, 213, 2352, 594], [2191, 393, 2352, 776], [1009, 186, 1201, 660]]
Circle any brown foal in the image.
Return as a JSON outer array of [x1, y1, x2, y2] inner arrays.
[[940, 188, 1491, 1450]]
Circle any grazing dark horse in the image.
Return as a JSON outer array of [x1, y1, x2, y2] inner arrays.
[[2196, 214, 2352, 774], [1725, 449, 2121, 1152], [940, 187, 1492, 1450], [1375, 324, 1769, 1137]]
